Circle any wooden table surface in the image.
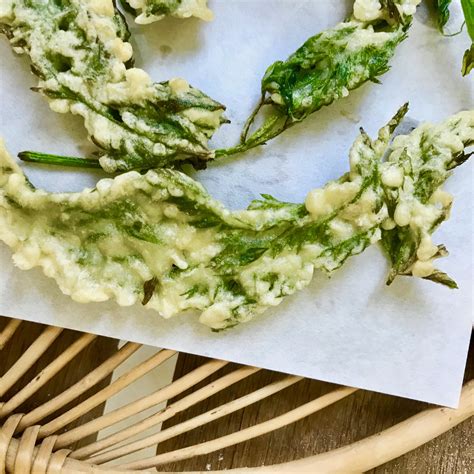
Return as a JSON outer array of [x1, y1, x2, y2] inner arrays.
[[1, 316, 472, 472]]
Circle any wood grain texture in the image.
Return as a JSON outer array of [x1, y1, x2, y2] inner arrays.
[[157, 332, 473, 473], [0, 316, 119, 450]]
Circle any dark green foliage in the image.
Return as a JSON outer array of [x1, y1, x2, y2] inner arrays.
[[462, 43, 474, 75], [217, 9, 410, 158], [261, 25, 406, 122], [462, 0, 474, 40], [435, 0, 453, 32], [433, 0, 473, 75]]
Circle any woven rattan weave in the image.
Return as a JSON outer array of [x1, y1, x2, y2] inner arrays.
[[0, 318, 472, 473]]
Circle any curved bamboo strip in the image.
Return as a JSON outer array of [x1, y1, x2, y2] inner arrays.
[[0, 317, 472, 474], [72, 366, 261, 460], [225, 379, 474, 473], [0, 326, 62, 398], [89, 375, 302, 465], [35, 379, 470, 472], [0, 414, 22, 474], [13, 425, 39, 474], [47, 449, 72, 474], [55, 359, 228, 449], [115, 386, 357, 470], [0, 333, 96, 418], [0, 320, 21, 351], [31, 436, 57, 474], [37, 349, 177, 439], [17, 341, 141, 432]]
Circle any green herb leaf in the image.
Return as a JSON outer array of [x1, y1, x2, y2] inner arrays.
[[1, 107, 472, 329], [219, 1, 416, 158], [0, 0, 226, 172], [462, 43, 474, 75], [381, 111, 473, 285], [423, 271, 458, 289], [434, 0, 453, 32], [462, 0, 474, 40]]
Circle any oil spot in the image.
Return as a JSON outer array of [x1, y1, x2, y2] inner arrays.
[[340, 108, 361, 124], [159, 44, 173, 58]]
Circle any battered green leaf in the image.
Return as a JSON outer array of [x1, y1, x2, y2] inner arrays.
[[218, 0, 419, 157], [0, 0, 226, 172], [1, 106, 472, 329]]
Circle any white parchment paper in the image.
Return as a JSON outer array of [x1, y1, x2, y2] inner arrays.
[[0, 1, 472, 407]]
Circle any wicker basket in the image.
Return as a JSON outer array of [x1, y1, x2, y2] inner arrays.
[[0, 317, 472, 473]]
